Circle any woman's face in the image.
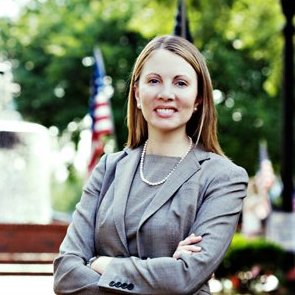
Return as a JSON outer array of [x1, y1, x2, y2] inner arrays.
[[135, 49, 198, 138]]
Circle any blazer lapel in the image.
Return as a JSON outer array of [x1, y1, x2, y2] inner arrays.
[[138, 145, 210, 229], [112, 147, 141, 254]]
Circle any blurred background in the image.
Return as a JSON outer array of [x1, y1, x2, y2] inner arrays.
[[0, 0, 294, 294]]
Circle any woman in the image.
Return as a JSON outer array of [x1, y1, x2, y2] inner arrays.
[[54, 35, 248, 294]]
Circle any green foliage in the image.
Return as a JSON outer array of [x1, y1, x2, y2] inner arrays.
[[216, 233, 286, 277], [0, 0, 287, 175], [214, 233, 295, 294], [192, 0, 283, 174], [1, 0, 147, 149], [51, 164, 84, 213]]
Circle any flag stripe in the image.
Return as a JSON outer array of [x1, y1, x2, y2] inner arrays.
[[88, 48, 114, 173]]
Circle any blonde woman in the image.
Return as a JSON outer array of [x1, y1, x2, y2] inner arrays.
[[54, 35, 248, 294]]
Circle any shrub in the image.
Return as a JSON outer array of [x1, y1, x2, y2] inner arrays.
[[216, 233, 286, 278]]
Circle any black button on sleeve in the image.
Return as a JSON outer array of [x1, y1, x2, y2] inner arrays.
[[121, 283, 128, 289], [127, 283, 134, 290], [109, 281, 116, 287], [114, 282, 122, 288]]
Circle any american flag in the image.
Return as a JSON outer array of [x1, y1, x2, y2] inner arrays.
[[256, 141, 275, 194], [253, 141, 275, 218], [88, 48, 114, 173]]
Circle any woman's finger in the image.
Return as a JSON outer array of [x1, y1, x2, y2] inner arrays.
[[178, 234, 202, 246], [173, 249, 192, 259], [173, 245, 202, 259], [173, 234, 203, 259], [178, 245, 202, 253]]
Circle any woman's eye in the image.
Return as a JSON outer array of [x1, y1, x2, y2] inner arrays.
[[148, 79, 159, 84], [176, 80, 187, 87]]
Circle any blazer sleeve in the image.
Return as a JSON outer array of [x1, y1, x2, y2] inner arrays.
[[97, 161, 248, 294], [53, 154, 108, 295]]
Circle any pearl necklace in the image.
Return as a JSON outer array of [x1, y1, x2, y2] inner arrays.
[[140, 137, 193, 186]]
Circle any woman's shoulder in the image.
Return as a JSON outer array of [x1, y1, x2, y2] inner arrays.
[[103, 146, 141, 165], [105, 149, 126, 161], [201, 150, 248, 180]]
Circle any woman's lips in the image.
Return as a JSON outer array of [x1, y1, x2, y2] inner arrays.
[[154, 107, 177, 117]]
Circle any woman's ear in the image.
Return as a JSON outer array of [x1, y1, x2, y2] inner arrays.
[[196, 96, 203, 106], [134, 85, 141, 109]]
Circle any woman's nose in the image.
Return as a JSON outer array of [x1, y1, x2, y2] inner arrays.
[[157, 84, 175, 101]]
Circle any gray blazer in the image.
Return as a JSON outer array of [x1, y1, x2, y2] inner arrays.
[[53, 145, 248, 294]]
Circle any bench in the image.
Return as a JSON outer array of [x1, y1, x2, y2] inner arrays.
[[0, 223, 68, 275]]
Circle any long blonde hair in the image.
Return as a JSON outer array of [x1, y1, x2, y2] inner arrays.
[[126, 35, 224, 156]]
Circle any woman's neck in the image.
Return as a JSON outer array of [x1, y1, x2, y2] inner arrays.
[[146, 134, 192, 157]]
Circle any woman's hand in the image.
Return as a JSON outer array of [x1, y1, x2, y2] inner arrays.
[[90, 234, 202, 273], [91, 256, 113, 274], [173, 233, 202, 259]]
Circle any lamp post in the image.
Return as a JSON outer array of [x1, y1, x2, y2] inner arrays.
[[280, 0, 294, 212], [259, 2, 295, 283]]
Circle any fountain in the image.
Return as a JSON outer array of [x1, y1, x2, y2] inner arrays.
[[0, 120, 52, 223], [0, 62, 67, 278], [0, 61, 52, 223]]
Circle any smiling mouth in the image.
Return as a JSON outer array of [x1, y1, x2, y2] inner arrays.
[[155, 108, 176, 115]]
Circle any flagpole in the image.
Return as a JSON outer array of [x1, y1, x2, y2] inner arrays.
[[173, 0, 193, 43], [181, 0, 186, 39]]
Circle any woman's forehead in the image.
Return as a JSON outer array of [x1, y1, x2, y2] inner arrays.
[[140, 49, 196, 77]]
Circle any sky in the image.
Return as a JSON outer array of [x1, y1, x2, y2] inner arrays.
[[0, 0, 30, 19]]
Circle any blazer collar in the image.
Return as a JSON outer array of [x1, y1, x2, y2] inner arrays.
[[112, 147, 141, 253], [138, 144, 210, 229], [112, 144, 211, 253]]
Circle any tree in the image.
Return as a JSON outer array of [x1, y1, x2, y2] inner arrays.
[[0, 0, 147, 148], [129, 0, 284, 175], [0, 0, 285, 175]]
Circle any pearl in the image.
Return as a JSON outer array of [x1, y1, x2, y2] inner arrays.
[[140, 137, 193, 186]]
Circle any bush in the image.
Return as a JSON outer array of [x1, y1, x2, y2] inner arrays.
[[213, 233, 291, 294], [216, 233, 286, 278]]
